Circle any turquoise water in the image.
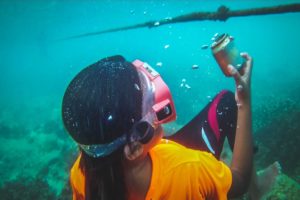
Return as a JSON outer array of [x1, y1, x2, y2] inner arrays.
[[0, 0, 300, 199]]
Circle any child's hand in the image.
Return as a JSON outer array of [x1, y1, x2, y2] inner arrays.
[[228, 52, 253, 106]]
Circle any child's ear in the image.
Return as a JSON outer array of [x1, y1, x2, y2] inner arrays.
[[124, 141, 144, 161]]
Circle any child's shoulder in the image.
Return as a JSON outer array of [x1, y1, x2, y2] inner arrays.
[[151, 139, 207, 168]]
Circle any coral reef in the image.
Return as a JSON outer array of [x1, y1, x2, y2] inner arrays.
[[0, 177, 56, 200], [0, 102, 77, 199], [263, 174, 300, 200], [254, 109, 300, 183]]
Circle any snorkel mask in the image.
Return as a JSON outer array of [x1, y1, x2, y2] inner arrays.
[[132, 59, 176, 125], [79, 59, 176, 158]]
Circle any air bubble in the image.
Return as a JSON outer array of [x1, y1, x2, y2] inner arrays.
[[107, 115, 113, 121], [185, 84, 191, 89], [134, 83, 140, 91], [156, 62, 163, 67], [154, 21, 160, 26], [192, 64, 199, 69], [201, 45, 209, 50]]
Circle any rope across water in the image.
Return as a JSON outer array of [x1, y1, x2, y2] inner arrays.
[[62, 4, 300, 40]]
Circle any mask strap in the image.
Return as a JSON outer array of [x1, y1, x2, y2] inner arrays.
[[79, 121, 154, 158]]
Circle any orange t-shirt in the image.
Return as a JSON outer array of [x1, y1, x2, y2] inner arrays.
[[70, 154, 85, 200], [146, 139, 232, 200], [70, 139, 232, 200]]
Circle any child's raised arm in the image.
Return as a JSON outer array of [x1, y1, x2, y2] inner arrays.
[[228, 52, 254, 197]]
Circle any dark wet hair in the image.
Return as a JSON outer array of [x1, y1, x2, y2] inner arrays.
[[62, 55, 143, 200], [62, 55, 143, 145]]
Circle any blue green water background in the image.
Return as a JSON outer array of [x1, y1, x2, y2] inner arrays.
[[0, 0, 300, 199]]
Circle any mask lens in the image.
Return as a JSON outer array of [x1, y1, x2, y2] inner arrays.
[[156, 104, 173, 122]]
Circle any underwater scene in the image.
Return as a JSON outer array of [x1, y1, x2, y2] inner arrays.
[[0, 0, 300, 199]]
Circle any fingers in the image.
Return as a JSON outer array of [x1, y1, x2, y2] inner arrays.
[[229, 64, 245, 95], [240, 52, 253, 75], [229, 64, 246, 106], [240, 52, 251, 60], [230, 52, 252, 105], [228, 64, 242, 85]]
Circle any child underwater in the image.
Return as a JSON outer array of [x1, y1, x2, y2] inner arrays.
[[62, 54, 280, 200]]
